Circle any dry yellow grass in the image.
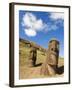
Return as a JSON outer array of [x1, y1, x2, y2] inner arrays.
[[19, 41, 64, 79]]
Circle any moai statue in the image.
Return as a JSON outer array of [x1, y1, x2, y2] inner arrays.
[[41, 39, 59, 76], [29, 47, 37, 67]]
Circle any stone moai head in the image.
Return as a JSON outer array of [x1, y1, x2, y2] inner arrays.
[[29, 47, 37, 67], [46, 39, 59, 66]]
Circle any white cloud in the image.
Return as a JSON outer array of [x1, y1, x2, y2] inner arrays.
[[22, 12, 46, 37], [22, 12, 36, 28], [21, 12, 64, 37], [50, 12, 64, 20], [25, 29, 36, 37], [33, 19, 44, 31], [46, 12, 64, 31]]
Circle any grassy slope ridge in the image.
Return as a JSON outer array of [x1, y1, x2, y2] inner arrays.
[[19, 38, 47, 66], [19, 38, 64, 79]]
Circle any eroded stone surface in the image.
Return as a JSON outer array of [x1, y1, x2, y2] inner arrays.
[[29, 47, 37, 67], [41, 39, 59, 76]]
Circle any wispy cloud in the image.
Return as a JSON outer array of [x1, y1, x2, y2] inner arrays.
[[46, 12, 64, 31], [24, 29, 36, 37], [22, 12, 64, 37], [49, 12, 64, 20]]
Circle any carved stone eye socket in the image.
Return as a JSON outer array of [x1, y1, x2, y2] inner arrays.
[[51, 48, 53, 51], [51, 48, 58, 53]]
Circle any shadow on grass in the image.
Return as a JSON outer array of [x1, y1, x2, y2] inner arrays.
[[56, 66, 64, 74], [34, 63, 42, 67]]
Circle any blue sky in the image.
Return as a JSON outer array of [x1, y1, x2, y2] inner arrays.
[[19, 10, 64, 57]]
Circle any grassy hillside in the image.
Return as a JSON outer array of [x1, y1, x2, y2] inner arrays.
[[19, 38, 64, 79], [19, 38, 46, 66]]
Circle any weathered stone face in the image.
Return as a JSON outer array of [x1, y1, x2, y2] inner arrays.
[[29, 47, 37, 67], [46, 40, 59, 66], [40, 39, 59, 76]]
